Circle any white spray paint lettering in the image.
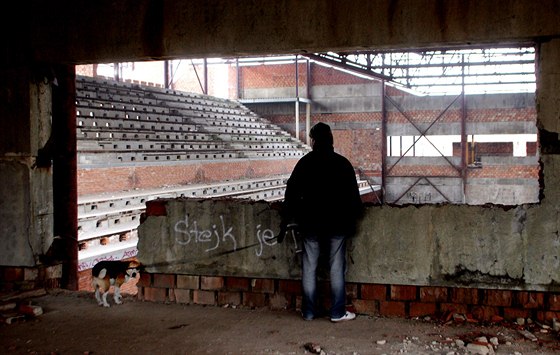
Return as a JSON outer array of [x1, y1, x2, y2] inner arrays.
[[172, 215, 299, 257], [174, 215, 236, 252], [255, 224, 277, 257]]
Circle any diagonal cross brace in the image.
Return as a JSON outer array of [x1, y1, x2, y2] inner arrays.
[[385, 94, 462, 176]]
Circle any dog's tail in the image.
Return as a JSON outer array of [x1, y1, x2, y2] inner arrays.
[[97, 268, 107, 279]]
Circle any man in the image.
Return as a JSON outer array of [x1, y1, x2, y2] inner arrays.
[[282, 122, 363, 322]]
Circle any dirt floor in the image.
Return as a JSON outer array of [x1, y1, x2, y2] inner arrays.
[[1, 289, 560, 355]]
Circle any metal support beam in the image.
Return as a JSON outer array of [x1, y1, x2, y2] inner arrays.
[[295, 55, 299, 140], [203, 58, 208, 95], [306, 103, 311, 146], [381, 81, 387, 203], [461, 54, 468, 202]]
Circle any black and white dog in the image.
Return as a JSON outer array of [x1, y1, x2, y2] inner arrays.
[[91, 260, 140, 307]]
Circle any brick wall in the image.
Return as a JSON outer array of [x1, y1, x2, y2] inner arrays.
[[0, 265, 62, 292], [136, 273, 560, 323], [237, 62, 537, 188], [78, 158, 299, 196]]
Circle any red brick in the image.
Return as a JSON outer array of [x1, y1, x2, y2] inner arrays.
[[153, 274, 175, 288], [137, 272, 152, 287], [537, 310, 560, 323], [391, 285, 417, 301], [548, 294, 560, 311], [361, 284, 387, 300], [78, 159, 300, 195], [251, 278, 275, 293], [243, 292, 267, 308], [143, 287, 167, 302], [503, 307, 532, 321], [379, 301, 406, 317], [145, 200, 167, 216], [278, 279, 301, 294], [168, 288, 176, 302], [420, 287, 448, 303], [515, 292, 544, 309], [352, 299, 377, 315], [484, 290, 512, 307], [346, 283, 358, 299], [471, 306, 500, 322], [193, 290, 216, 305], [225, 277, 250, 291], [4, 267, 23, 282], [177, 275, 199, 289], [174, 289, 192, 304], [450, 288, 479, 304], [218, 291, 242, 306], [409, 302, 437, 318], [440, 303, 468, 315], [201, 276, 224, 290]]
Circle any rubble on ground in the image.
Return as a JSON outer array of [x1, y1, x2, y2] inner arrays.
[[0, 289, 46, 325]]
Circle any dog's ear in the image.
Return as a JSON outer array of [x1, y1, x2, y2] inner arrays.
[[128, 260, 141, 269]]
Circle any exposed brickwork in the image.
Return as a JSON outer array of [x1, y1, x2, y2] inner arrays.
[[78, 158, 299, 196], [450, 288, 480, 305], [361, 284, 387, 300], [145, 200, 167, 216], [153, 274, 176, 289], [174, 288, 192, 304], [515, 291, 544, 309], [1, 265, 64, 293], [391, 285, 417, 301], [251, 278, 274, 293], [177, 275, 199, 289], [243, 292, 267, 308], [225, 277, 250, 291], [484, 289, 513, 307], [134, 273, 560, 325], [142, 286, 167, 302], [193, 290, 216, 305], [410, 302, 437, 317], [420, 287, 448, 303], [352, 299, 377, 315], [380, 301, 407, 317], [201, 276, 224, 290], [218, 291, 242, 306]]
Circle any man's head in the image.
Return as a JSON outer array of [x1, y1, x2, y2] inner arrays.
[[309, 122, 334, 151]]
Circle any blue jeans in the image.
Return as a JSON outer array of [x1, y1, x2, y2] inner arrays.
[[301, 235, 347, 320]]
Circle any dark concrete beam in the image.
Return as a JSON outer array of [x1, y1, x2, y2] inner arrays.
[[6, 0, 560, 66]]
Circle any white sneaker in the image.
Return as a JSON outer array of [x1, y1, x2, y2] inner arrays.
[[331, 311, 356, 323]]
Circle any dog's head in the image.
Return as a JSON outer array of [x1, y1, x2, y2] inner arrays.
[[125, 260, 141, 281]]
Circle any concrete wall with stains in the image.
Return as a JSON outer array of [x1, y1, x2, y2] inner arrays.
[[137, 183, 559, 291]]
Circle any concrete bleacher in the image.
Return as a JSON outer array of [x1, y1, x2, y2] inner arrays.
[[75, 76, 379, 271], [77, 175, 292, 270], [76, 76, 308, 167]]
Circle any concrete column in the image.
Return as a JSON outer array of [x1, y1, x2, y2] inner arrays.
[[0, 65, 54, 267], [537, 39, 560, 133]]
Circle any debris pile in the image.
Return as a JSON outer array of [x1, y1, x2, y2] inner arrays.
[[415, 312, 560, 354], [0, 289, 46, 325]]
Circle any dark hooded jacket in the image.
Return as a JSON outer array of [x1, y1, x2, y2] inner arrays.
[[283, 124, 363, 237]]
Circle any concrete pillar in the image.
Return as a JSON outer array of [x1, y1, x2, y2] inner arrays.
[[537, 39, 560, 133], [0, 65, 54, 267]]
